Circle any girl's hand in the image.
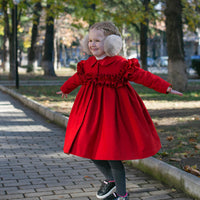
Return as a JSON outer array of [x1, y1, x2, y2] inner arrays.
[[56, 91, 68, 98], [171, 89, 183, 96], [167, 87, 183, 96]]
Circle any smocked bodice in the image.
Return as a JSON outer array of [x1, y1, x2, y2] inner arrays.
[[77, 56, 139, 88]]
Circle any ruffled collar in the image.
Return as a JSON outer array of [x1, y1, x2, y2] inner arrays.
[[86, 56, 118, 68]]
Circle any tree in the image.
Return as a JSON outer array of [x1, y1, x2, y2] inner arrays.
[[98, 0, 157, 69], [10, 7, 15, 79], [28, 1, 42, 71], [1, 0, 9, 72], [68, 0, 102, 25], [182, 0, 200, 32], [182, 0, 200, 55], [1, 0, 15, 79], [1, 0, 31, 78], [165, 0, 187, 91], [42, 3, 56, 76], [140, 0, 150, 71]]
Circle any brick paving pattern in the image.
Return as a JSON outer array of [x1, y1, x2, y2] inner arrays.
[[0, 90, 194, 200]]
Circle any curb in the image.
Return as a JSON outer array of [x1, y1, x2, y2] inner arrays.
[[130, 158, 200, 200], [0, 85, 200, 200]]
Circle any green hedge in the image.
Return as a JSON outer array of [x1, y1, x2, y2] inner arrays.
[[191, 59, 200, 76], [69, 63, 77, 71]]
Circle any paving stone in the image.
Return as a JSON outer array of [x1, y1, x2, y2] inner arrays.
[[141, 194, 172, 200], [6, 189, 36, 195], [1, 193, 24, 200], [40, 194, 71, 200], [14, 198, 40, 200]]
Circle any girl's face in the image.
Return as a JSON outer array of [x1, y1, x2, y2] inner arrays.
[[88, 29, 106, 57]]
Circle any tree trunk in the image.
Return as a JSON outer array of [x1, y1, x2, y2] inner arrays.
[[2, 0, 9, 72], [28, 2, 42, 71], [54, 34, 57, 71], [9, 8, 15, 80], [62, 43, 67, 67], [140, 0, 150, 71], [122, 24, 127, 57], [42, 4, 56, 77], [89, 4, 96, 26], [165, 0, 187, 91]]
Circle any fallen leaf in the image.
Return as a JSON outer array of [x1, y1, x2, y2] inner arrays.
[[180, 141, 188, 146], [158, 152, 169, 157], [177, 152, 188, 158], [191, 164, 198, 170], [195, 144, 200, 150], [166, 136, 174, 141], [189, 138, 197, 144], [170, 158, 181, 162], [154, 122, 159, 126], [156, 128, 164, 133], [84, 176, 94, 179], [194, 116, 200, 120], [184, 165, 200, 177]]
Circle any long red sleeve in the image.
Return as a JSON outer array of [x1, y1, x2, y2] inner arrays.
[[60, 72, 82, 94], [126, 59, 171, 94]]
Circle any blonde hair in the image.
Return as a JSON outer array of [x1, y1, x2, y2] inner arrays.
[[89, 21, 121, 37]]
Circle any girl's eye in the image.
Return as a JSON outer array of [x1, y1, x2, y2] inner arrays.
[[88, 40, 100, 42]]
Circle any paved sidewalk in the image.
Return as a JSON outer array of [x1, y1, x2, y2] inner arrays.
[[0, 90, 194, 200]]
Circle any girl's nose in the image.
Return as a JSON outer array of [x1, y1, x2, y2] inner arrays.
[[91, 41, 96, 46]]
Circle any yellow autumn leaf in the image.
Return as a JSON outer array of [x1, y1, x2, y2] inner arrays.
[[156, 129, 164, 133], [191, 164, 197, 170]]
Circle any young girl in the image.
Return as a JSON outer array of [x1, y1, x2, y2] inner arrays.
[[57, 21, 182, 200]]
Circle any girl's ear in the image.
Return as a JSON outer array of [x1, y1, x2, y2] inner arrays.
[[80, 34, 92, 55], [104, 35, 122, 57]]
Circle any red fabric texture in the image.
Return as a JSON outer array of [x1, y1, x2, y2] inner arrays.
[[60, 56, 171, 160]]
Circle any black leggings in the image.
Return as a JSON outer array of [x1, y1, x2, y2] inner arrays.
[[92, 160, 126, 196]]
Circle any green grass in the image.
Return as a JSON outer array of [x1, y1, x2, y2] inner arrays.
[[9, 82, 200, 102], [10, 85, 80, 103], [132, 82, 200, 101]]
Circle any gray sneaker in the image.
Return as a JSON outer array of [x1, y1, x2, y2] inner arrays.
[[96, 180, 116, 199], [104, 192, 129, 200]]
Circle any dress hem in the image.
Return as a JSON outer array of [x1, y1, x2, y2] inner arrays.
[[63, 147, 161, 161]]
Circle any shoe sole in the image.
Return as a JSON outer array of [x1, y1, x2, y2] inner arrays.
[[96, 186, 116, 199]]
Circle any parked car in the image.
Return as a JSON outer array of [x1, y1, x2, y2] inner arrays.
[[154, 56, 168, 67], [191, 55, 200, 60], [147, 57, 155, 67], [190, 55, 200, 76], [129, 56, 155, 67]]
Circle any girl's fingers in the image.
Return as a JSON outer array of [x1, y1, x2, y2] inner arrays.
[[56, 91, 62, 95], [171, 89, 183, 96], [56, 91, 68, 98]]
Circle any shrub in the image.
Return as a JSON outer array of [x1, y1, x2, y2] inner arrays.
[[26, 65, 33, 73], [69, 63, 77, 71], [191, 59, 200, 76]]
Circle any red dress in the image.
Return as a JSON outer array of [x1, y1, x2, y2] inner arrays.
[[60, 56, 171, 160]]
